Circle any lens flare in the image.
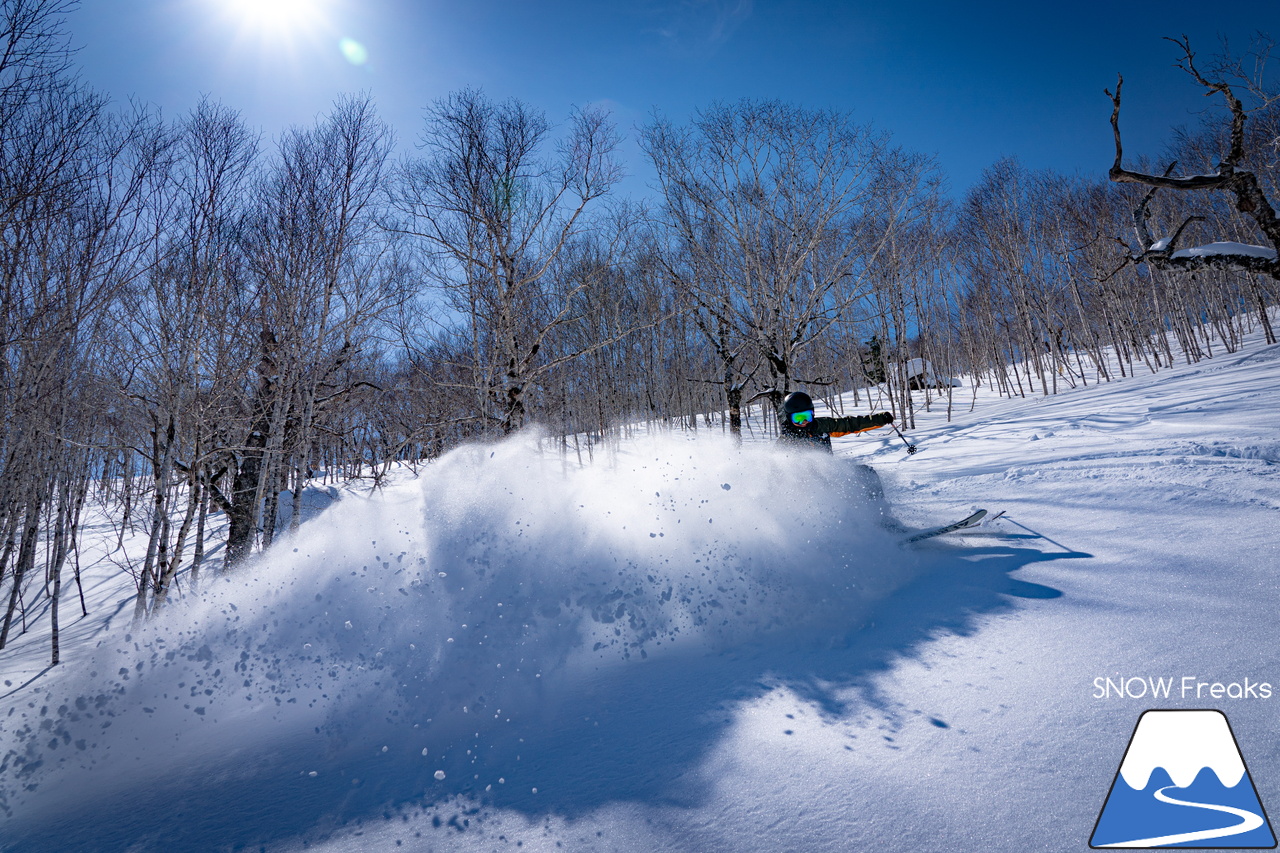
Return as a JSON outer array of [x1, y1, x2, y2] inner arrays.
[[338, 37, 368, 65]]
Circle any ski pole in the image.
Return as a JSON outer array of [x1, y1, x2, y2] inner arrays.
[[890, 421, 918, 454]]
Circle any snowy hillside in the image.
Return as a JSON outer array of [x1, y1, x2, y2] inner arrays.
[[3, 332, 1280, 852]]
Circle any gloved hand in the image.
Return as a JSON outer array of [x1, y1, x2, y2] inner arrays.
[[874, 411, 894, 426]]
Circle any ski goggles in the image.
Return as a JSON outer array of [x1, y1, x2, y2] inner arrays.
[[790, 410, 814, 426]]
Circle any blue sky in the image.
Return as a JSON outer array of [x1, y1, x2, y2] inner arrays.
[[67, 0, 1278, 199]]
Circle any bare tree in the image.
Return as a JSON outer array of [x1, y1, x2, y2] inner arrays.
[[108, 98, 260, 618], [213, 94, 399, 569], [1107, 35, 1279, 343], [390, 88, 626, 433], [2, 106, 169, 654], [0, 0, 77, 221], [642, 100, 933, 425]]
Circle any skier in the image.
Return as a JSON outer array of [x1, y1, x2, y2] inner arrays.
[[777, 391, 894, 452]]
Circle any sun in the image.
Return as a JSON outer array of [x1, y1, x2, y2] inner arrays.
[[222, 0, 330, 36], [203, 0, 366, 73]]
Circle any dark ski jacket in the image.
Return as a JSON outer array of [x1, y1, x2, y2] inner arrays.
[[777, 412, 892, 452]]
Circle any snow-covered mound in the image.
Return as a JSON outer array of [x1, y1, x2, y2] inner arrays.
[[0, 431, 916, 847]]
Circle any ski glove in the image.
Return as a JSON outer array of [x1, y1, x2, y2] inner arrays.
[[873, 411, 894, 426]]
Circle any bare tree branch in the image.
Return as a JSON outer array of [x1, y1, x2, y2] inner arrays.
[[1106, 36, 1280, 280]]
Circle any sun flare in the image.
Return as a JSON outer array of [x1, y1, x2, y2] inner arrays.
[[223, 0, 327, 35]]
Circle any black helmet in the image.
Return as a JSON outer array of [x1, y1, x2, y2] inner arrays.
[[782, 391, 814, 415]]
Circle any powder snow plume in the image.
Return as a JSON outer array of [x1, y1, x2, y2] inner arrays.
[[0, 430, 915, 848]]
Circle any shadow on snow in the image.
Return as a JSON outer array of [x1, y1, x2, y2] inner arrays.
[[2, 538, 1086, 852]]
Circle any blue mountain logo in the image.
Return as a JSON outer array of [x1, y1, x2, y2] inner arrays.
[[1091, 710, 1276, 848]]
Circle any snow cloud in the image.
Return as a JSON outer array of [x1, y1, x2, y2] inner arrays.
[[1, 430, 912, 842]]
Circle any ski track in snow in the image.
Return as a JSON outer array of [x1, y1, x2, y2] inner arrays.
[[2, 326, 1279, 852]]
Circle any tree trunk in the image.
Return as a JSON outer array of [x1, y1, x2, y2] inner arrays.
[[225, 425, 267, 569], [0, 498, 43, 650], [190, 469, 210, 591]]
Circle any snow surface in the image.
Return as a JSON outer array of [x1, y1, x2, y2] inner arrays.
[[3, 325, 1280, 852]]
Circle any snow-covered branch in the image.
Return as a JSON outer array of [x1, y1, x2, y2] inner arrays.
[[1106, 36, 1280, 280]]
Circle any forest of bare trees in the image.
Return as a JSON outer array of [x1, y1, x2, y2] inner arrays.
[[2, 0, 1277, 664]]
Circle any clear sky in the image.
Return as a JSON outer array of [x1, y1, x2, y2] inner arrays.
[[65, 0, 1278, 200]]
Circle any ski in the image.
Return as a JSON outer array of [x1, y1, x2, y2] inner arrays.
[[900, 509, 988, 544]]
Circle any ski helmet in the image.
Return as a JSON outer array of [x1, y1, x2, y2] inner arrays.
[[782, 391, 814, 415]]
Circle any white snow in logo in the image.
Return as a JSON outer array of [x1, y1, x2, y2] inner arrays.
[[1118, 710, 1246, 790]]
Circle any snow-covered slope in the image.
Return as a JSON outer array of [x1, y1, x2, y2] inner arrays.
[[2, 330, 1279, 852]]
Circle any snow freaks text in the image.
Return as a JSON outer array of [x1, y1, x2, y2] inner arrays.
[[1093, 676, 1274, 701]]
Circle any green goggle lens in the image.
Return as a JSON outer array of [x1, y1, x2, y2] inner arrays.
[[790, 410, 814, 426]]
